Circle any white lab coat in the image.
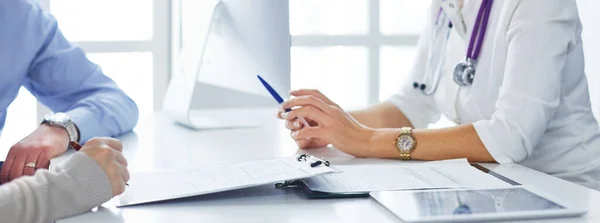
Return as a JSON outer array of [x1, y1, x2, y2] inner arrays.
[[388, 0, 600, 190]]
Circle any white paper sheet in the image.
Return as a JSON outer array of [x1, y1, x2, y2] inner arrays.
[[115, 156, 335, 207], [302, 159, 510, 193]]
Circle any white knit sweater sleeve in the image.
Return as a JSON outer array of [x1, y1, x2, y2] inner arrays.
[[0, 152, 113, 223]]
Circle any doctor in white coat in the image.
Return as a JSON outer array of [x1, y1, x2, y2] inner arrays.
[[278, 0, 600, 190]]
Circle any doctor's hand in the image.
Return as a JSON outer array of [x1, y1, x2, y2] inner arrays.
[[279, 112, 330, 149], [278, 89, 374, 157]]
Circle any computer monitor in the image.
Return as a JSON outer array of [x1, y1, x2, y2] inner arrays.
[[164, 0, 290, 129]]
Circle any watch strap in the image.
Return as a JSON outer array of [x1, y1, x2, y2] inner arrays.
[[397, 127, 415, 160], [65, 121, 80, 142], [400, 127, 412, 134]]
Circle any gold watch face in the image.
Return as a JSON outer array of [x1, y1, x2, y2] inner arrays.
[[396, 134, 415, 152]]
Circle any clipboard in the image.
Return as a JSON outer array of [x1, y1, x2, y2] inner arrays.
[[275, 154, 370, 199], [276, 179, 370, 199], [114, 154, 337, 207]]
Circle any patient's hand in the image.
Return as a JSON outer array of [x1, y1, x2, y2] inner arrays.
[[80, 137, 130, 196]]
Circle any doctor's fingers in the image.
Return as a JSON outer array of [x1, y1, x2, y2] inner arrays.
[[282, 95, 336, 114], [291, 127, 328, 141], [285, 119, 304, 130], [285, 106, 333, 126], [290, 89, 339, 108]]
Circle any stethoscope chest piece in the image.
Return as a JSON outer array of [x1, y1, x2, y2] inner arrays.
[[453, 58, 476, 86], [413, 0, 493, 95]]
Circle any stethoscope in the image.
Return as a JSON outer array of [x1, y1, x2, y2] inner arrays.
[[414, 0, 494, 95]]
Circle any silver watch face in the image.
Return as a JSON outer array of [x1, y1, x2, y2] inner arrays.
[[396, 135, 415, 152], [48, 112, 71, 124], [44, 112, 78, 142]]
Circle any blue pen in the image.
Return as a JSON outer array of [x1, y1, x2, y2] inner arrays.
[[257, 75, 311, 128], [257, 75, 290, 112]]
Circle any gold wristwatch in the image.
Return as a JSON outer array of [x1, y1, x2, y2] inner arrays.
[[394, 127, 416, 160]]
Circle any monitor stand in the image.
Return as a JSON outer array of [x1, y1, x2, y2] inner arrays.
[[164, 0, 262, 130]]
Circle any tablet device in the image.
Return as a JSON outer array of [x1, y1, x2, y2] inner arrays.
[[370, 186, 587, 223]]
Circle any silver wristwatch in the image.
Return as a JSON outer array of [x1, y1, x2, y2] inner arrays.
[[41, 112, 80, 142]]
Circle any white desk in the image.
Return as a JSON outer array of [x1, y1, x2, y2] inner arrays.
[[57, 111, 600, 223]]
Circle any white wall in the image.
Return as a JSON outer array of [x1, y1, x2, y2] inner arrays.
[[577, 0, 600, 120]]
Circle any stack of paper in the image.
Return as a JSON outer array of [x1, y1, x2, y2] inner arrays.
[[302, 159, 510, 193]]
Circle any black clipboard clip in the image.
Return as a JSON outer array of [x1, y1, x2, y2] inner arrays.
[[275, 179, 369, 199], [275, 179, 304, 189], [274, 155, 368, 198], [297, 154, 330, 167], [274, 154, 330, 189]]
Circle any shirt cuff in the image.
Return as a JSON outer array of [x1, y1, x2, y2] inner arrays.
[[472, 119, 519, 164], [67, 107, 101, 143]]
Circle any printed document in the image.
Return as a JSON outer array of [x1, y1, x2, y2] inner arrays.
[[302, 159, 510, 193]]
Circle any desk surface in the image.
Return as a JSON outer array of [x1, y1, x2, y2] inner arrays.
[[58, 111, 600, 223]]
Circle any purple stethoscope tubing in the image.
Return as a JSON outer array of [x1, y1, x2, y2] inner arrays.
[[453, 0, 494, 86], [415, 0, 494, 95], [467, 0, 493, 61]]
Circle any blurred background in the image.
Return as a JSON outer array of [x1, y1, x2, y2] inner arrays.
[[1, 0, 598, 156]]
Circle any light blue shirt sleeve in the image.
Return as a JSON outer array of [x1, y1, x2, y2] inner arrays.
[[14, 0, 139, 143]]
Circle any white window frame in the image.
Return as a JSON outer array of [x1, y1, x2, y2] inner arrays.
[[33, 0, 422, 121], [291, 0, 419, 104], [36, 0, 171, 121]]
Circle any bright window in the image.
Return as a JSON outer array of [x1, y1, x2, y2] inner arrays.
[[380, 0, 430, 35], [289, 0, 369, 35], [290, 0, 427, 109]]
